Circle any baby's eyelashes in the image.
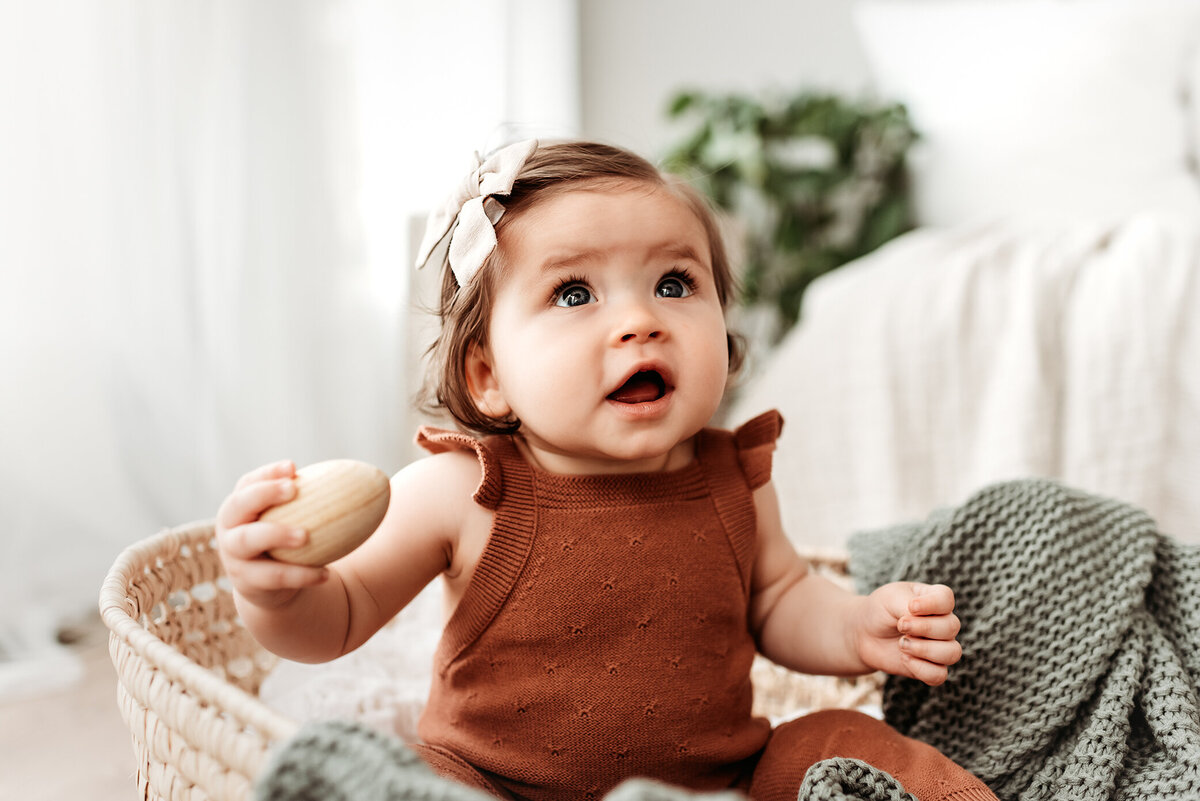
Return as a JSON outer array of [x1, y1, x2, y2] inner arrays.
[[554, 284, 593, 307], [655, 269, 696, 299]]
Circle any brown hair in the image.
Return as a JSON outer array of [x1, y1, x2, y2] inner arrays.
[[417, 140, 744, 435]]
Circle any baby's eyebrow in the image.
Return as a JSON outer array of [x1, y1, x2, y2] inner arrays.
[[654, 243, 705, 264], [539, 249, 604, 273], [537, 243, 708, 274]]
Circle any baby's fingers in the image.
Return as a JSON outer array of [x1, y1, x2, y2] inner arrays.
[[907, 583, 955, 616], [218, 478, 297, 531], [234, 559, 328, 592], [235, 460, 296, 491], [900, 635, 962, 665], [220, 521, 306, 561], [899, 635, 962, 675], [899, 612, 960, 642]]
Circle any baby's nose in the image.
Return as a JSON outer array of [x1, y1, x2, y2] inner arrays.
[[613, 302, 664, 344]]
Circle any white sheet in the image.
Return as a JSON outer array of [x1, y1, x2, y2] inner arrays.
[[731, 213, 1200, 550]]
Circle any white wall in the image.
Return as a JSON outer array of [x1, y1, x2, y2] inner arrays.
[[579, 0, 873, 157]]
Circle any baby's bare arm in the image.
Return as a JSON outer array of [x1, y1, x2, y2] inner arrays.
[[748, 481, 869, 675], [216, 451, 480, 663], [748, 481, 961, 685]]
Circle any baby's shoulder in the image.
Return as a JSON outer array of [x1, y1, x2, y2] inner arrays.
[[393, 448, 495, 585], [392, 448, 483, 505], [411, 426, 505, 510], [378, 450, 489, 559]]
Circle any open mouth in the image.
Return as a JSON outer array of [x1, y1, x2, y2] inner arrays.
[[607, 370, 669, 404]]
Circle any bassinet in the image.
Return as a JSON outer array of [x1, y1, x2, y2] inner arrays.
[[100, 521, 883, 801]]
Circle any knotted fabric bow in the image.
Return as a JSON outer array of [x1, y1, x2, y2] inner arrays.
[[414, 138, 539, 287]]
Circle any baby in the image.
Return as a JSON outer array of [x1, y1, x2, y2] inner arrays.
[[217, 140, 995, 801]]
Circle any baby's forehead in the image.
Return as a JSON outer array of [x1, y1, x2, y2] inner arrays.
[[514, 177, 698, 219], [508, 212, 711, 280], [504, 180, 707, 239]]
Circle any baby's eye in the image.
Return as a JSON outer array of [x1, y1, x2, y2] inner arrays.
[[554, 283, 594, 308], [656, 275, 693, 299]]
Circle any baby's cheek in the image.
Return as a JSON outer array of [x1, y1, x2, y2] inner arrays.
[[703, 328, 733, 384]]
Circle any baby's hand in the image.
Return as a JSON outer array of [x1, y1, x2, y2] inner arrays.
[[215, 460, 329, 609], [854, 582, 961, 686]]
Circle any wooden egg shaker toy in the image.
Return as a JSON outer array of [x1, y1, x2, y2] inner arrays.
[[259, 459, 391, 566]]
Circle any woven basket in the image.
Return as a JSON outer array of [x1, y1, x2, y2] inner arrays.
[[100, 522, 883, 801]]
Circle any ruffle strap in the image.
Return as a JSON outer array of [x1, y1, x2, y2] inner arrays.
[[415, 426, 504, 510], [734, 409, 784, 491]]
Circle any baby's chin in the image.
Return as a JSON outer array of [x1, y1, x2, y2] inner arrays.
[[515, 427, 700, 475]]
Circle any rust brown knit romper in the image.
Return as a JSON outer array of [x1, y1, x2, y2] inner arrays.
[[410, 411, 996, 801]]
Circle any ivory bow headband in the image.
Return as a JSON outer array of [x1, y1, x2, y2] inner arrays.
[[414, 138, 539, 287]]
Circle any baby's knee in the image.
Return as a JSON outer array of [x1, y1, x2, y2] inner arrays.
[[762, 709, 895, 767], [408, 743, 512, 799], [750, 710, 995, 801]]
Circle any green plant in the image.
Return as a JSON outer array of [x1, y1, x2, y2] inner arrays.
[[663, 90, 917, 340]]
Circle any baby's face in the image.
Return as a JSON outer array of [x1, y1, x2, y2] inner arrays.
[[474, 182, 730, 474]]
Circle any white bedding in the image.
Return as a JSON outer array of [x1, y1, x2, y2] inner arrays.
[[731, 212, 1200, 551]]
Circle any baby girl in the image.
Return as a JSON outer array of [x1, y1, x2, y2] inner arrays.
[[217, 139, 994, 801]]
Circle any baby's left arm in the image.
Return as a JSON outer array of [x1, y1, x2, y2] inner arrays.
[[748, 481, 961, 686]]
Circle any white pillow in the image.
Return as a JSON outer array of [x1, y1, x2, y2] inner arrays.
[[854, 0, 1200, 227]]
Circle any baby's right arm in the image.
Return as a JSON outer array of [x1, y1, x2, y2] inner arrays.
[[215, 451, 481, 663]]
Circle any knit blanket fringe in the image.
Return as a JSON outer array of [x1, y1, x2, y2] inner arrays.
[[849, 478, 1200, 801]]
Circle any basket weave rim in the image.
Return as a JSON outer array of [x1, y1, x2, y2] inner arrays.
[[99, 520, 299, 743]]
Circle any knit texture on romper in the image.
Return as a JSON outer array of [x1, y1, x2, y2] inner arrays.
[[412, 411, 783, 801]]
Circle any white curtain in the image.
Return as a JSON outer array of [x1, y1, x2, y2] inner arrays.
[[0, 0, 579, 700]]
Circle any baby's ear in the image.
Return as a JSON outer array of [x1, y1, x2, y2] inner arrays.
[[464, 343, 512, 420]]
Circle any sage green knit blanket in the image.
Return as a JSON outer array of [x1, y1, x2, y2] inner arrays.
[[849, 478, 1200, 800]]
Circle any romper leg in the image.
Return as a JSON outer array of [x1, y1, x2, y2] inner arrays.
[[747, 709, 996, 801], [408, 742, 515, 799]]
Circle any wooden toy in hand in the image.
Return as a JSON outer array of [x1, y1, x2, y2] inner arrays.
[[259, 460, 391, 566]]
